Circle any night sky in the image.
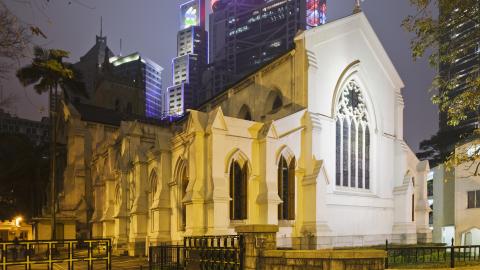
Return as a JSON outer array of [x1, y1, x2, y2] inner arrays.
[[1, 0, 437, 151]]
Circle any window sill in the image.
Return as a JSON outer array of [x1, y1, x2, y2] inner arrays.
[[229, 220, 246, 228], [333, 187, 377, 197], [278, 220, 295, 227]]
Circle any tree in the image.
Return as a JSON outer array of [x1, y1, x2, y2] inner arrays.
[[403, 0, 480, 167], [16, 46, 85, 239], [0, 2, 29, 83]]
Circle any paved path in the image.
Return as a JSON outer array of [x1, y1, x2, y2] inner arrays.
[[390, 267, 480, 270]]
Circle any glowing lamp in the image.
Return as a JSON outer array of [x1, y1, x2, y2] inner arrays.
[[14, 216, 22, 228]]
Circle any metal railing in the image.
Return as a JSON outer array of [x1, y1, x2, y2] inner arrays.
[[0, 239, 111, 270], [149, 235, 244, 270], [386, 239, 480, 269]]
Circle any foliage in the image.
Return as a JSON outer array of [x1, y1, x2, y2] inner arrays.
[[16, 46, 85, 98], [0, 134, 49, 220], [0, 1, 30, 83], [403, 0, 480, 168]]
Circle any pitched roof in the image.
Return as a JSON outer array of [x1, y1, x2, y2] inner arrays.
[[73, 103, 123, 126], [72, 103, 173, 127]]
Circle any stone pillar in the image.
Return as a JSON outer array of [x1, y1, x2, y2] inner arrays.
[[416, 160, 432, 243], [235, 225, 278, 270]]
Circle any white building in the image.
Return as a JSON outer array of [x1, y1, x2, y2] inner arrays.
[[54, 12, 431, 255], [432, 140, 480, 246]]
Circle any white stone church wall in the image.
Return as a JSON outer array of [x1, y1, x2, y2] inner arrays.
[[300, 13, 428, 245]]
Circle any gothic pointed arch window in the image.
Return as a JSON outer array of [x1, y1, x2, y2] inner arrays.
[[238, 105, 253, 121], [278, 156, 295, 220], [335, 80, 371, 189], [176, 162, 188, 231], [229, 159, 248, 220], [149, 170, 158, 205], [128, 176, 135, 211], [148, 170, 158, 232]]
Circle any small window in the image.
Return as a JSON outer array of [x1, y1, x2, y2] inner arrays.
[[477, 190, 480, 208], [265, 91, 283, 114], [238, 105, 252, 121], [272, 95, 283, 112], [468, 191, 476, 209]]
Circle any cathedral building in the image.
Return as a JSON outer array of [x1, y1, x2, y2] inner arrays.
[[56, 12, 431, 255]]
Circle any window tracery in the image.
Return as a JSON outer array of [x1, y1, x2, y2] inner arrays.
[[335, 80, 371, 189]]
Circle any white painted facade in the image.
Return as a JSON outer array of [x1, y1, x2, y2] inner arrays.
[[56, 13, 431, 255], [432, 141, 480, 246]]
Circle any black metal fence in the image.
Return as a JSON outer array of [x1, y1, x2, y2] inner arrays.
[[149, 235, 244, 270], [386, 239, 480, 269], [0, 239, 111, 270]]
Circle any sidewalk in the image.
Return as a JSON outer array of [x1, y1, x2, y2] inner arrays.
[[390, 267, 480, 270]]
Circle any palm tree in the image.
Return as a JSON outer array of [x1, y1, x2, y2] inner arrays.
[[16, 46, 85, 240]]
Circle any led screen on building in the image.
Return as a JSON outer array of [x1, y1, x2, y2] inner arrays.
[[306, 0, 327, 28], [180, 0, 205, 29]]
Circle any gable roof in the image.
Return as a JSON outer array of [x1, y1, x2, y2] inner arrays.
[[297, 12, 405, 90]]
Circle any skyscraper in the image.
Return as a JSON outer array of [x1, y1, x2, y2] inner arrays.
[[429, 4, 480, 160], [206, 0, 326, 97], [167, 0, 208, 116], [108, 53, 164, 119]]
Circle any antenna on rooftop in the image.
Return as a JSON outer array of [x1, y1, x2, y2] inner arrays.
[[100, 16, 103, 37], [120, 38, 122, 56]]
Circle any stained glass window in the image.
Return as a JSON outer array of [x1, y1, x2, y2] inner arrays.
[[350, 121, 356, 187], [358, 124, 363, 188], [336, 119, 341, 186], [335, 80, 370, 190], [342, 118, 349, 187], [365, 126, 370, 189]]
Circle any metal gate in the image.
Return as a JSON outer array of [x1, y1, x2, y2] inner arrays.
[[149, 235, 244, 270], [0, 239, 111, 270]]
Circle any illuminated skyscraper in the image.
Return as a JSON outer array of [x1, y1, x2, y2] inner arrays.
[[205, 0, 326, 98], [167, 0, 208, 116], [420, 4, 480, 162], [108, 53, 164, 119]]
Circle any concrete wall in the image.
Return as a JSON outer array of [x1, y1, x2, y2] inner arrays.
[[260, 250, 385, 270], [432, 141, 480, 245], [236, 225, 386, 270], [454, 142, 480, 244]]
